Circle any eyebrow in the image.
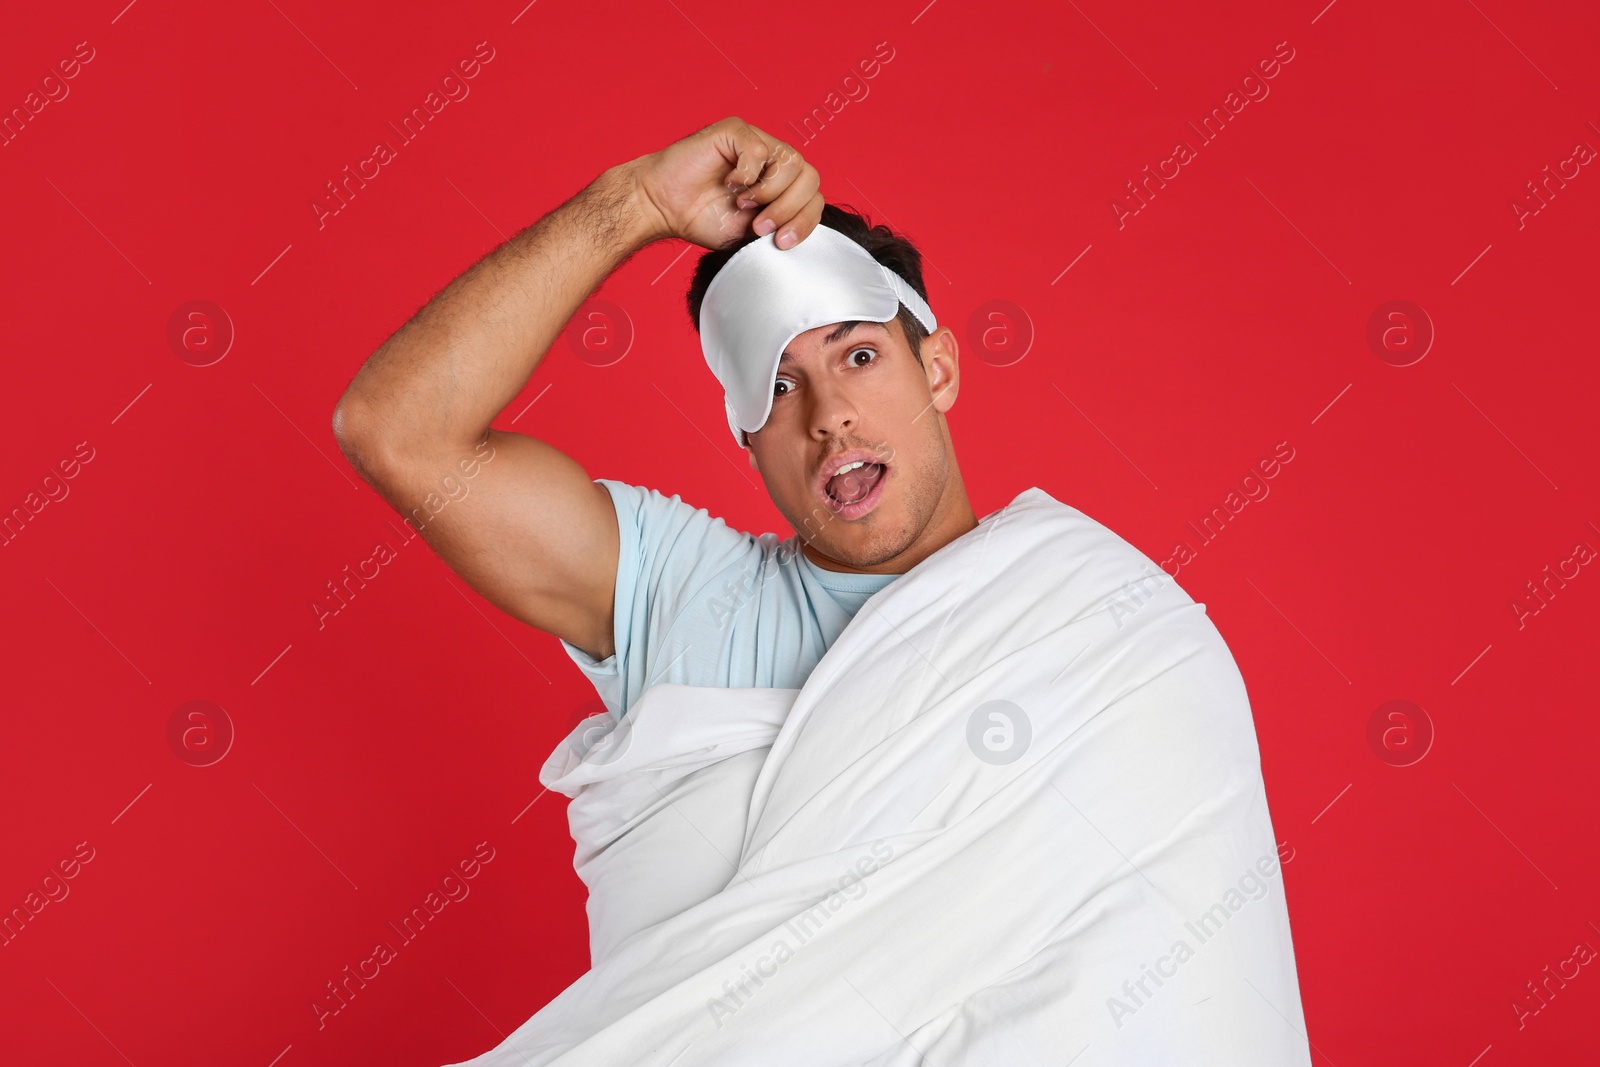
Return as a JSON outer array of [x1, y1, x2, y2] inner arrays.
[[777, 320, 886, 365]]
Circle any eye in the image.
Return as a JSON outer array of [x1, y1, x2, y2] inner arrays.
[[774, 346, 878, 399]]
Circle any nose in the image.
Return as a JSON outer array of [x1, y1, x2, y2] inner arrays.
[[807, 375, 860, 441]]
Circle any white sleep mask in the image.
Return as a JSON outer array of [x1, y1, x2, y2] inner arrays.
[[698, 223, 937, 448]]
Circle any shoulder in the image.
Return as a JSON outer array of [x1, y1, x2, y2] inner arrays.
[[595, 478, 770, 596], [598, 478, 755, 548]]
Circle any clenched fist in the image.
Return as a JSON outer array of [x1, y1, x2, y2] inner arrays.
[[628, 116, 825, 252]]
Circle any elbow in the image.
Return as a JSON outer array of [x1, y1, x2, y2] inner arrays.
[[330, 398, 364, 448], [331, 397, 387, 474], [331, 398, 366, 453]]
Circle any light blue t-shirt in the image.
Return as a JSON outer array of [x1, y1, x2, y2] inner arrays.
[[559, 478, 903, 720]]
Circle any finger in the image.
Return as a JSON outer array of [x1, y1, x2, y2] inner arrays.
[[718, 121, 775, 197], [775, 191, 826, 249], [747, 154, 811, 231], [753, 164, 821, 247], [740, 140, 806, 211]]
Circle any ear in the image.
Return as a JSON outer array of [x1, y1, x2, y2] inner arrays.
[[747, 446, 761, 472], [922, 326, 960, 414]]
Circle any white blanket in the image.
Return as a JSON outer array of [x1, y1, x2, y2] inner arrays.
[[447, 487, 1312, 1066]]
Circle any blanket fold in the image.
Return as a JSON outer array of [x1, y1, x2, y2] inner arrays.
[[447, 487, 1311, 1067]]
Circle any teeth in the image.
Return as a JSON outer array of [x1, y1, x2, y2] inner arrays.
[[835, 460, 866, 475]]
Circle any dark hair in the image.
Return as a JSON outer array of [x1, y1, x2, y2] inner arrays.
[[685, 203, 931, 363]]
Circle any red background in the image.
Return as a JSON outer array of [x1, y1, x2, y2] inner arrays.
[[2, 0, 1597, 1064]]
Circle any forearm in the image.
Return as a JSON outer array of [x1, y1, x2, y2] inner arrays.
[[334, 159, 664, 460]]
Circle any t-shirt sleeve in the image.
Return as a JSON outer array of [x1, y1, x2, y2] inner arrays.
[[558, 478, 755, 720]]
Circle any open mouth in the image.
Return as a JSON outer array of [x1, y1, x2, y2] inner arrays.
[[822, 459, 889, 518]]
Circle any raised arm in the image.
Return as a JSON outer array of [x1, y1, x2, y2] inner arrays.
[[330, 118, 823, 661]]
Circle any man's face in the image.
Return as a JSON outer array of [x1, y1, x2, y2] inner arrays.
[[745, 317, 962, 572]]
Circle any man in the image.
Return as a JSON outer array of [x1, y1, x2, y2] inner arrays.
[[336, 117, 1311, 1065], [332, 116, 971, 721]]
